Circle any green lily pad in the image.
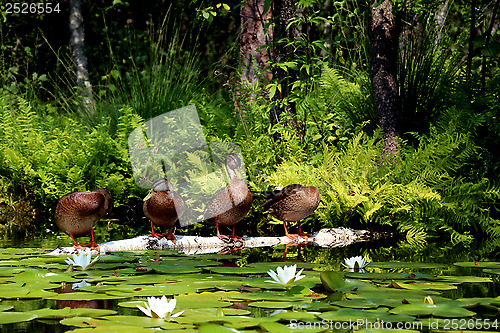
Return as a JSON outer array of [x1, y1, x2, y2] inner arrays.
[[100, 315, 170, 327], [389, 303, 476, 317], [261, 321, 327, 332], [198, 323, 241, 333], [59, 316, 116, 328], [103, 283, 198, 296], [8, 269, 80, 284], [0, 304, 14, 311], [176, 292, 234, 309], [28, 307, 117, 319], [320, 271, 345, 292], [0, 311, 38, 324], [382, 280, 457, 291], [207, 266, 269, 275], [454, 261, 500, 269], [433, 276, 493, 283], [370, 262, 448, 269], [272, 310, 321, 322], [331, 299, 381, 309], [68, 325, 157, 333], [319, 308, 415, 323], [184, 308, 251, 317], [345, 272, 434, 280], [248, 301, 300, 309], [247, 262, 319, 270], [483, 269, 500, 275], [46, 292, 128, 301]]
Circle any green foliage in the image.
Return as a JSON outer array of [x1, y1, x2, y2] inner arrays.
[[0, 93, 142, 223], [263, 128, 500, 246]]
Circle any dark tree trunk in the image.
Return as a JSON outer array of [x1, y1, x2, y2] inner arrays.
[[481, 0, 500, 89], [270, 0, 298, 141], [370, 0, 402, 159], [69, 0, 94, 112], [465, 0, 477, 83], [240, 0, 273, 85]]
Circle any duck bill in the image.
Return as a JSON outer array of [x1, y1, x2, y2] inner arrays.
[[143, 189, 154, 201]]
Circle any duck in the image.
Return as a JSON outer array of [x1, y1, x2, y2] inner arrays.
[[54, 189, 113, 250], [143, 178, 185, 243], [262, 184, 320, 239], [203, 153, 253, 240]]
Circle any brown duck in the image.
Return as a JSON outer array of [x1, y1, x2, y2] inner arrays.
[[203, 153, 253, 240], [143, 178, 185, 243], [54, 189, 113, 250], [262, 184, 320, 239]]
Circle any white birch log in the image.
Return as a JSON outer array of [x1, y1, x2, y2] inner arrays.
[[49, 227, 372, 255]]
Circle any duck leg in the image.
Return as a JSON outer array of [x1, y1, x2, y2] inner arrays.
[[283, 222, 299, 240], [70, 235, 84, 249], [73, 230, 100, 251], [297, 221, 311, 238], [149, 221, 163, 239], [161, 226, 177, 244], [230, 225, 242, 241], [216, 223, 229, 240], [86, 230, 100, 251]]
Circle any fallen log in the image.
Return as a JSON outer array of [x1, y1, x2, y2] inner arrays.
[[49, 227, 373, 256]]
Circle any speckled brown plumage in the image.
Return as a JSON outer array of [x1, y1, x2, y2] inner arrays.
[[262, 184, 320, 239], [143, 178, 185, 243], [54, 189, 113, 250], [204, 153, 253, 240]]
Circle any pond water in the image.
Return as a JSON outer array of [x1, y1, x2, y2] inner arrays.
[[1, 229, 500, 332]]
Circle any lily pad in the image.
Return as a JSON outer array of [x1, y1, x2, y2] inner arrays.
[[0, 311, 38, 324], [319, 308, 415, 323], [0, 304, 14, 311], [28, 307, 117, 319], [345, 272, 434, 280], [389, 303, 476, 317], [261, 321, 327, 332], [207, 266, 269, 275], [432, 276, 493, 283], [454, 261, 500, 269], [198, 323, 241, 333], [370, 262, 448, 269], [330, 299, 381, 309], [46, 291, 128, 301], [320, 271, 345, 292], [248, 301, 301, 309]]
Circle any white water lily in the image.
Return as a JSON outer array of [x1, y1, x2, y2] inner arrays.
[[72, 279, 91, 290], [65, 251, 99, 270], [342, 255, 370, 272], [265, 264, 305, 290], [137, 296, 184, 319]]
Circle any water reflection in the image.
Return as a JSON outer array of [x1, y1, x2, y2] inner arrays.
[[54, 280, 112, 311]]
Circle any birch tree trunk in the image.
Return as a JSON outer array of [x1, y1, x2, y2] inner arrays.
[[69, 0, 94, 113], [434, 0, 451, 47], [49, 227, 374, 255]]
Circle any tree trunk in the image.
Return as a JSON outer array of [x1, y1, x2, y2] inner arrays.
[[270, 0, 298, 141], [481, 0, 500, 89], [69, 0, 94, 113], [370, 0, 402, 159], [434, 0, 451, 46], [240, 0, 273, 85], [465, 0, 477, 83]]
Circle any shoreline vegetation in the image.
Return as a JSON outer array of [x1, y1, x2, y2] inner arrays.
[[0, 0, 498, 253]]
